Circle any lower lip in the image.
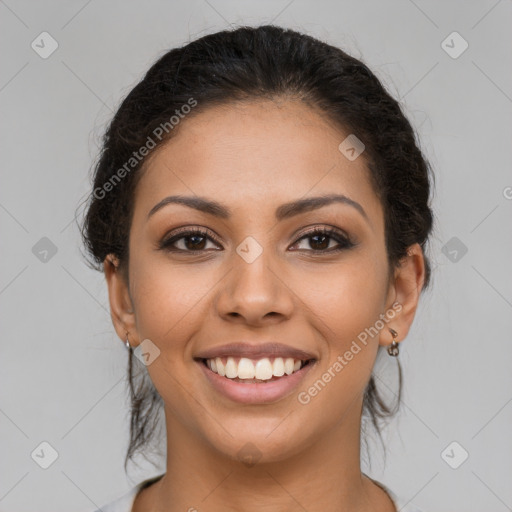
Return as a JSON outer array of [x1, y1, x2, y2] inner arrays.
[[196, 359, 316, 404]]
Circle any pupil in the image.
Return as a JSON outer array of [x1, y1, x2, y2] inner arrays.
[[311, 234, 328, 250], [186, 235, 206, 250]]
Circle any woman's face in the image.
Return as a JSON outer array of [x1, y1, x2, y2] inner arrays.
[[106, 99, 423, 463]]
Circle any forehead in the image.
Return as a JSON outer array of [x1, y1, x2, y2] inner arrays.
[[133, 99, 383, 226]]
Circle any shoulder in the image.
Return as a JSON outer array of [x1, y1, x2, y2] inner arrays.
[[370, 477, 425, 512], [93, 474, 165, 512], [93, 486, 138, 512], [388, 490, 425, 512]]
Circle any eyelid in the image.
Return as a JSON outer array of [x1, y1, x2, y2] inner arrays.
[[162, 225, 220, 243], [293, 224, 351, 241], [289, 226, 355, 252], [159, 223, 355, 253]]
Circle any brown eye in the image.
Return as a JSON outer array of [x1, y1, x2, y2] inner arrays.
[[159, 226, 354, 255], [159, 228, 220, 252], [290, 227, 354, 253]]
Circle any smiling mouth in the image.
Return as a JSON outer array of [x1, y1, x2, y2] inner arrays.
[[198, 356, 315, 383]]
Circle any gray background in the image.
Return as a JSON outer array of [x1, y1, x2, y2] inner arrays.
[[1, 1, 511, 511]]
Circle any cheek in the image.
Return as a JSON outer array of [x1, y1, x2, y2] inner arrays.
[[129, 252, 217, 353], [129, 236, 388, 415], [297, 252, 388, 394], [304, 252, 389, 342], [128, 256, 215, 418]]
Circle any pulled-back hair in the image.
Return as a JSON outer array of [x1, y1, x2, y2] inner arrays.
[[80, 24, 435, 472]]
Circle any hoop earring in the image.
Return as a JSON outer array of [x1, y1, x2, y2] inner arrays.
[[387, 328, 399, 357], [125, 333, 131, 351]]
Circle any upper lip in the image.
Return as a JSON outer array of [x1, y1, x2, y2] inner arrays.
[[194, 342, 317, 361]]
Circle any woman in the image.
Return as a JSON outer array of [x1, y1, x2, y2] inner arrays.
[[83, 24, 433, 512]]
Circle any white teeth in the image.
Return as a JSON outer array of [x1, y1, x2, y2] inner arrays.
[[215, 357, 225, 377], [254, 358, 273, 380], [225, 357, 238, 378], [284, 357, 294, 375], [238, 357, 255, 379], [272, 357, 285, 376], [205, 356, 308, 380]]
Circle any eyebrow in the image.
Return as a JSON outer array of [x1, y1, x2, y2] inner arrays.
[[147, 194, 369, 223]]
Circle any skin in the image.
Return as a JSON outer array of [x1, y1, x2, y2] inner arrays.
[[104, 98, 425, 512]]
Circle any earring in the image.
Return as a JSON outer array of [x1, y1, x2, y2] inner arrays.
[[125, 333, 131, 351], [387, 328, 399, 357]]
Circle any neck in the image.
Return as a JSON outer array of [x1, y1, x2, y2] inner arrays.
[[139, 397, 393, 512]]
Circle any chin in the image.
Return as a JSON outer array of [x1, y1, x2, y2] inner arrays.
[[203, 421, 315, 466]]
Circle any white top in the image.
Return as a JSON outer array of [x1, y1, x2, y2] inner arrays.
[[94, 474, 424, 512]]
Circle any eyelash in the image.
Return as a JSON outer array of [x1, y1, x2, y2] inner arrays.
[[158, 226, 355, 254]]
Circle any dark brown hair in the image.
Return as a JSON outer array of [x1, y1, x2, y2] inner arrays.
[[79, 24, 435, 472]]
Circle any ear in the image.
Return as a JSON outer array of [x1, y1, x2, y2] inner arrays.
[[103, 254, 139, 347], [379, 243, 426, 349]]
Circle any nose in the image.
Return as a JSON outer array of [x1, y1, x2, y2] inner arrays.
[[215, 248, 294, 326]]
